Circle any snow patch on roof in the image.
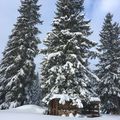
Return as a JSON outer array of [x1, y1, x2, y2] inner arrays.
[[90, 97, 100, 102], [50, 94, 70, 105]]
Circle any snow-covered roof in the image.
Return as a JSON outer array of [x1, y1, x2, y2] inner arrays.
[[50, 94, 70, 103], [90, 97, 100, 102]]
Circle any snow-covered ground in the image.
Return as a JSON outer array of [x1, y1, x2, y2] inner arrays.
[[0, 112, 120, 120], [0, 105, 119, 120], [8, 105, 47, 114]]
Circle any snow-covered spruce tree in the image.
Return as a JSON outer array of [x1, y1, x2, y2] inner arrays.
[[41, 0, 99, 107], [0, 0, 42, 109], [96, 13, 120, 114]]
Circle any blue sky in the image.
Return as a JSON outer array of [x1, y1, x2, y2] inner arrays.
[[0, 0, 120, 70]]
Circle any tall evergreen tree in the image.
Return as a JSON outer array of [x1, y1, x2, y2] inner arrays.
[[41, 0, 99, 107], [96, 13, 120, 114], [0, 0, 42, 109]]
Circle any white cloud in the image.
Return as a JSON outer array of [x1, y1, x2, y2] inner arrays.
[[101, 0, 120, 12]]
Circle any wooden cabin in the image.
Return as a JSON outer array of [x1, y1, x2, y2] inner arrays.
[[48, 94, 82, 116], [48, 99, 82, 116], [48, 94, 100, 117]]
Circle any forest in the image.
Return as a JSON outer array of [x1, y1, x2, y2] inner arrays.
[[0, 0, 120, 118]]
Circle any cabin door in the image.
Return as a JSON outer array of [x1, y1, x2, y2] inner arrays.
[[51, 99, 58, 115]]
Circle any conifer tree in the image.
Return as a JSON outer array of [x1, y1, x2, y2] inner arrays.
[[29, 73, 42, 106], [41, 0, 99, 107], [96, 13, 120, 114], [0, 0, 42, 109]]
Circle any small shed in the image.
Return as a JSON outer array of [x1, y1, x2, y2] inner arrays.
[[48, 94, 83, 116], [82, 97, 101, 117]]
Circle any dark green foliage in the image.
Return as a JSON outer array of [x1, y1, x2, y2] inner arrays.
[[29, 73, 42, 106], [96, 13, 120, 114], [0, 0, 42, 109], [41, 0, 98, 106]]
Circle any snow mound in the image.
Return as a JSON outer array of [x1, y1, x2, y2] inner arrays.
[[8, 105, 47, 114]]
